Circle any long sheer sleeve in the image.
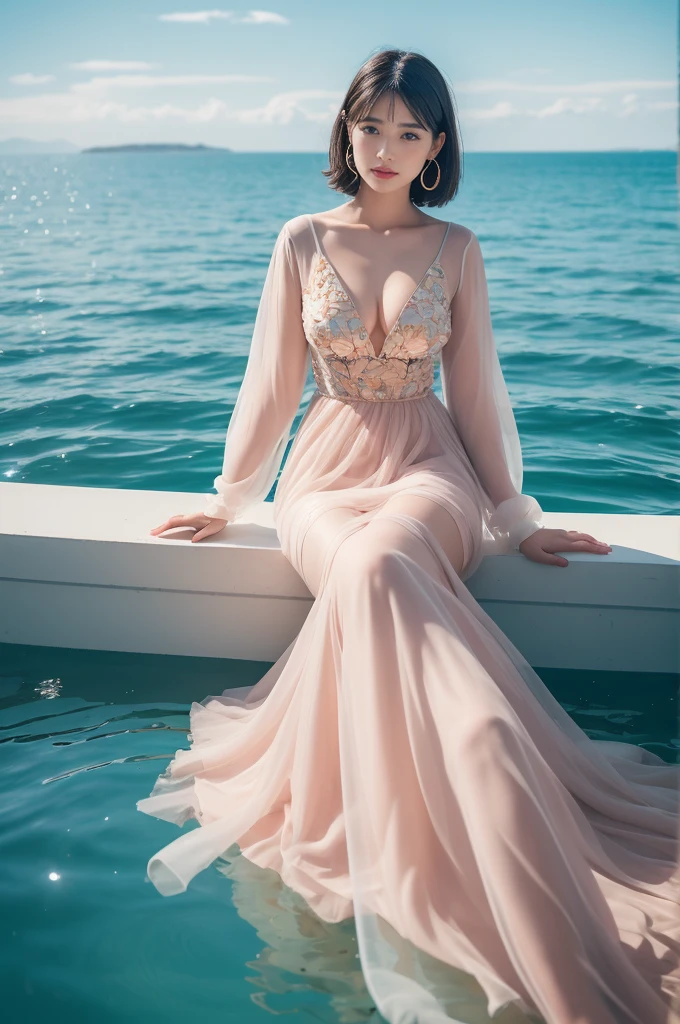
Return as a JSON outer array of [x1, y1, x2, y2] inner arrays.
[[440, 230, 544, 551], [203, 222, 310, 521]]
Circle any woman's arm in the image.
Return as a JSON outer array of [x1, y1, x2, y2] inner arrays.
[[203, 222, 310, 522], [440, 230, 544, 551]]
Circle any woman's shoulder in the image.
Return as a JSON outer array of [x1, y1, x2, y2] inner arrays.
[[281, 209, 346, 246], [444, 219, 476, 245], [280, 212, 317, 242]]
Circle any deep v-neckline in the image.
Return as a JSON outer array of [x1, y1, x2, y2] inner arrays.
[[307, 216, 450, 360]]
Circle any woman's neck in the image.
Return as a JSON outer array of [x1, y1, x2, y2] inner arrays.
[[339, 187, 432, 231]]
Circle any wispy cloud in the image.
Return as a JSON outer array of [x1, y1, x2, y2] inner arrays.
[[533, 96, 608, 118], [158, 9, 289, 24], [234, 90, 342, 123], [465, 101, 517, 121], [459, 76, 675, 121], [463, 93, 674, 122], [645, 99, 679, 111], [620, 93, 639, 117], [0, 88, 340, 125], [69, 60, 159, 71], [159, 9, 233, 22], [457, 78, 674, 95], [70, 74, 272, 93], [239, 9, 288, 22], [1, 62, 675, 130], [9, 73, 56, 85]]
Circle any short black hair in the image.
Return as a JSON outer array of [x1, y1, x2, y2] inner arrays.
[[322, 48, 464, 208]]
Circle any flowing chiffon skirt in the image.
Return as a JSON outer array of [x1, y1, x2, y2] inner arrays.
[[137, 390, 680, 1024]]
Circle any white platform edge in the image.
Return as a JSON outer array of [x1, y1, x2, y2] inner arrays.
[[1, 481, 678, 674]]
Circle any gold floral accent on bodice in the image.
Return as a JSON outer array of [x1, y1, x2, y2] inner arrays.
[[301, 251, 451, 403]]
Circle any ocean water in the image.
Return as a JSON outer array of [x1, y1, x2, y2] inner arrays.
[[1, 150, 678, 511], [0, 642, 677, 1024], [1, 152, 678, 1023]]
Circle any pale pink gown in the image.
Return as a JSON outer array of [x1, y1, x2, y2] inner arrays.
[[137, 214, 680, 1024]]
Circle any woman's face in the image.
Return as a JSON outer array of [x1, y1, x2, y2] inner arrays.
[[348, 92, 445, 194]]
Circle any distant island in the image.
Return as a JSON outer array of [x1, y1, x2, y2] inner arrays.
[[82, 143, 231, 153]]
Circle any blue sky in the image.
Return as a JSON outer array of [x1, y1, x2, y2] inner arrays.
[[1, 0, 677, 151]]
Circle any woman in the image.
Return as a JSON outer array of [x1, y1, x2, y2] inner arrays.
[[139, 49, 680, 1024]]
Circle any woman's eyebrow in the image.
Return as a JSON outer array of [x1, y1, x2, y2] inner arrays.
[[360, 115, 425, 129]]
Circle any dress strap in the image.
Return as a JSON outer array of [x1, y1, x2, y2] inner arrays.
[[307, 214, 322, 256], [434, 222, 451, 263]]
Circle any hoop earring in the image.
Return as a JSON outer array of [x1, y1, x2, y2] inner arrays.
[[420, 157, 440, 191], [345, 143, 358, 183]]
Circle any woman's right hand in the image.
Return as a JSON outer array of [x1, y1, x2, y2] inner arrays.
[[518, 527, 612, 567], [149, 513, 229, 543]]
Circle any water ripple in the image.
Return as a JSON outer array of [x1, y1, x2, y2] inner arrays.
[[1, 151, 678, 515]]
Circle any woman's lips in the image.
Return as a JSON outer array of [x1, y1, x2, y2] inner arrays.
[[372, 168, 397, 179]]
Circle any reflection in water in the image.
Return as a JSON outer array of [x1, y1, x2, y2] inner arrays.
[[214, 844, 533, 1024], [216, 843, 374, 1023]]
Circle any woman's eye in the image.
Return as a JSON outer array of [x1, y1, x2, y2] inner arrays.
[[359, 126, 420, 141]]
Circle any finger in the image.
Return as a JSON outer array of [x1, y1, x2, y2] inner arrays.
[[191, 530, 217, 543], [150, 515, 186, 534], [565, 531, 610, 545], [149, 522, 173, 535], [546, 537, 606, 551], [585, 533, 612, 547], [191, 521, 227, 543], [151, 514, 208, 535], [545, 554, 569, 567], [574, 533, 611, 547], [563, 539, 612, 553], [151, 523, 186, 536], [532, 549, 569, 567]]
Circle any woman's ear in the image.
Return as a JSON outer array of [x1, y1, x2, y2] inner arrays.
[[430, 131, 446, 160]]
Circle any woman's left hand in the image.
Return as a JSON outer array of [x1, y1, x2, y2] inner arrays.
[[518, 528, 612, 567]]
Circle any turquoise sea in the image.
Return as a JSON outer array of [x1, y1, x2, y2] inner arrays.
[[1, 151, 678, 1023], [1, 150, 678, 510]]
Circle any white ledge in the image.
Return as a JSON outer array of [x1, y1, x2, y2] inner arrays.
[[1, 481, 678, 674]]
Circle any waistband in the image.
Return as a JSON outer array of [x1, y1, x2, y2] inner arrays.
[[313, 388, 432, 405]]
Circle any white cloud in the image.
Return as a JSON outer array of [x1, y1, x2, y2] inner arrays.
[[158, 9, 289, 24], [645, 99, 679, 111], [459, 78, 677, 122], [69, 61, 159, 71], [159, 9, 233, 22], [457, 78, 674, 95], [533, 96, 607, 118], [239, 10, 289, 22], [232, 90, 341, 123], [71, 73, 272, 93], [1, 60, 673, 132], [9, 73, 56, 85], [461, 92, 665, 121], [465, 101, 517, 121], [620, 92, 640, 117], [0, 88, 341, 125]]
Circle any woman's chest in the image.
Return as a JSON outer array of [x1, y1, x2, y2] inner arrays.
[[300, 252, 452, 402]]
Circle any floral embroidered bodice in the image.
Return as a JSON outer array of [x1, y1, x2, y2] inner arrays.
[[301, 216, 452, 402]]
